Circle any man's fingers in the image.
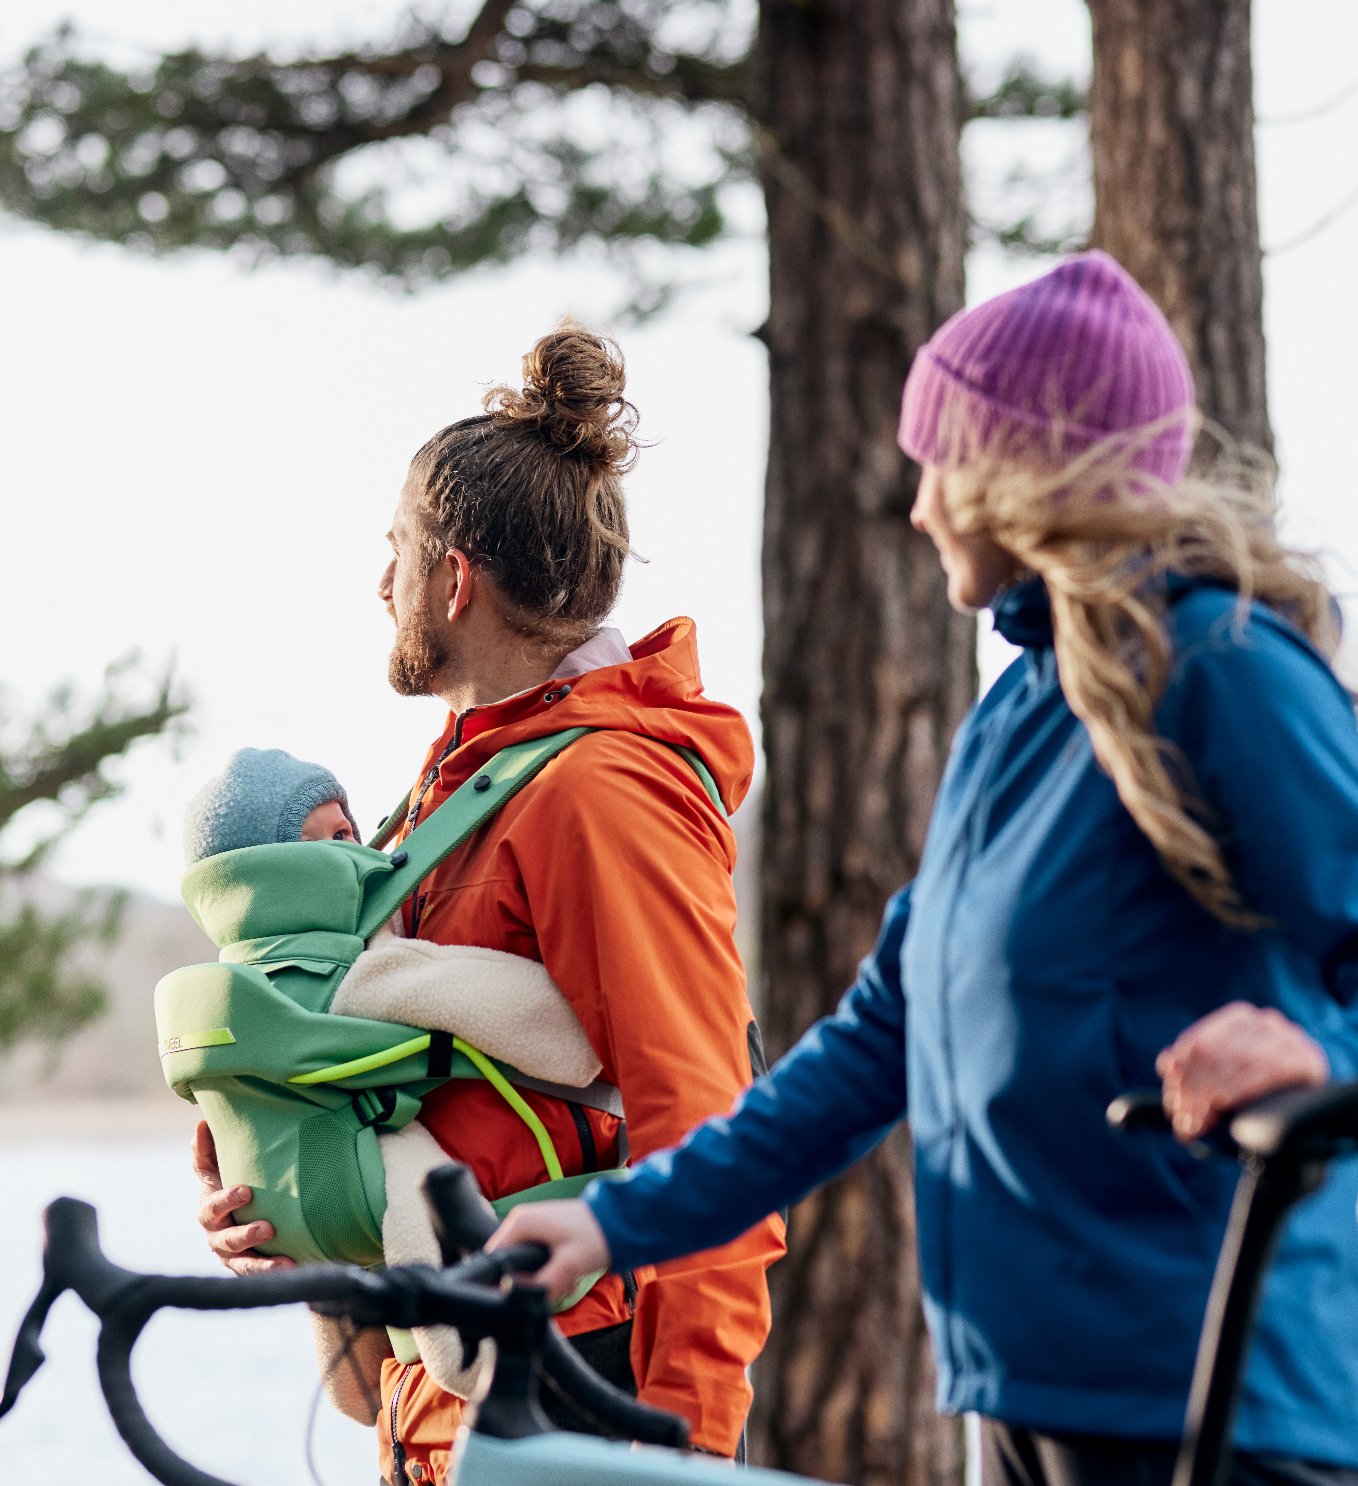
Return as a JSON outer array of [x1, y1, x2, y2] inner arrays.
[[190, 1120, 222, 1189], [199, 1184, 256, 1229], [207, 1220, 277, 1257], [223, 1252, 296, 1277], [189, 1120, 290, 1274]]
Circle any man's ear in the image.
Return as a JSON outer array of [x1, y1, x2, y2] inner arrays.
[[445, 549, 474, 623]]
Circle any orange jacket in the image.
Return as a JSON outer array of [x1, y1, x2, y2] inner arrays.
[[376, 617, 786, 1480]]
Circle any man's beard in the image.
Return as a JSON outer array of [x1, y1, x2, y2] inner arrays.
[[388, 605, 449, 697]]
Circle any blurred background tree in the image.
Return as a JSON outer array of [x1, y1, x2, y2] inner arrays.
[[0, 661, 188, 1053], [1087, 0, 1269, 453]]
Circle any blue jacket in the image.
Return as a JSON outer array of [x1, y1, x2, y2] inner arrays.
[[586, 577, 1358, 1461]]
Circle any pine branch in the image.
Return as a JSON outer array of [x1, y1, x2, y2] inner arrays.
[[965, 59, 1087, 122], [0, 5, 746, 287], [0, 659, 186, 1054], [0, 657, 190, 869]]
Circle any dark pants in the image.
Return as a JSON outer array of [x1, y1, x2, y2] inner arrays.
[[539, 1319, 639, 1433], [541, 1319, 747, 1464], [980, 1420, 1358, 1486]]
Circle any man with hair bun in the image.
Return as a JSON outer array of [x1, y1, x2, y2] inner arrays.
[[194, 322, 784, 1479]]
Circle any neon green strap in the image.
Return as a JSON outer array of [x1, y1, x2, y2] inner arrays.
[[455, 1037, 564, 1181], [287, 1032, 567, 1183], [288, 1034, 433, 1086]]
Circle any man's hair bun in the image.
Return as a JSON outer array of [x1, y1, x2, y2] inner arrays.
[[409, 319, 638, 651], [483, 320, 640, 473]]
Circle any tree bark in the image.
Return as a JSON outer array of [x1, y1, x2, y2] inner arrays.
[[751, 3, 973, 1481], [1087, 0, 1270, 451]]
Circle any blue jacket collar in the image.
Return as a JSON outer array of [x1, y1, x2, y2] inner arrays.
[[989, 572, 1243, 652], [990, 576, 1053, 650]]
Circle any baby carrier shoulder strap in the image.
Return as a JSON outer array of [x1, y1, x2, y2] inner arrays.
[[661, 742, 725, 818], [365, 725, 727, 856], [358, 729, 727, 942], [356, 728, 593, 941]]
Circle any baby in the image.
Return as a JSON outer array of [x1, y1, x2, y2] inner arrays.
[[183, 747, 361, 856], [179, 747, 608, 1400]]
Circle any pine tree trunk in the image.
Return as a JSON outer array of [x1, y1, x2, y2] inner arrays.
[[1087, 0, 1270, 450], [751, 3, 973, 1481]]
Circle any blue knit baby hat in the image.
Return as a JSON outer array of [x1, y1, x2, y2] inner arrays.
[[183, 748, 360, 865]]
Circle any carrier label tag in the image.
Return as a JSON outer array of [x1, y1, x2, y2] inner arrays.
[[160, 1028, 236, 1057]]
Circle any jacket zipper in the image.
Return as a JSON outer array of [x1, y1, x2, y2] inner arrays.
[[389, 1362, 414, 1486], [932, 687, 1026, 1394]]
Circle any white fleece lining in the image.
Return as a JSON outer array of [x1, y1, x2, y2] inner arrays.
[[338, 904, 604, 1397], [331, 940, 601, 1089], [378, 1120, 493, 1399]]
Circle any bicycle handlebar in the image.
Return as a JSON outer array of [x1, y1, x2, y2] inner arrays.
[[2, 1163, 690, 1486], [1106, 1080, 1358, 1161]]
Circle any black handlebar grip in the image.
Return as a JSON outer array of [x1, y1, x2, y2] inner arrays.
[[43, 1198, 128, 1301], [1106, 1088, 1171, 1134], [422, 1162, 500, 1263]]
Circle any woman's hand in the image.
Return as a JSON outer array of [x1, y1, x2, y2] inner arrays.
[[485, 1198, 611, 1306], [191, 1121, 295, 1276], [1156, 1002, 1329, 1142]]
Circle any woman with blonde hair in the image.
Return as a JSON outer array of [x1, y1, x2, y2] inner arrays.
[[493, 254, 1358, 1486]]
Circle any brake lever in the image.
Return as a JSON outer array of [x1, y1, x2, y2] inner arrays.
[[423, 1161, 499, 1263], [2, 1197, 143, 1419]]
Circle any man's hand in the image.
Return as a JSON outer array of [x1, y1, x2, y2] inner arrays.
[[191, 1121, 295, 1276], [1156, 1002, 1329, 1142], [485, 1198, 611, 1306]]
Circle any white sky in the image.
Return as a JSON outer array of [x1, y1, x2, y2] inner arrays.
[[1, 0, 1355, 902]]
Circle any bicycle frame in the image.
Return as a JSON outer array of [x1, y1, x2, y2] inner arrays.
[[1107, 1079, 1358, 1486]]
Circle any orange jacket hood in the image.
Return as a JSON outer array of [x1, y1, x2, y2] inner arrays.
[[415, 616, 754, 814]]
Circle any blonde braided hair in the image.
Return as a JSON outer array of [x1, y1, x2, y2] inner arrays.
[[940, 418, 1338, 928]]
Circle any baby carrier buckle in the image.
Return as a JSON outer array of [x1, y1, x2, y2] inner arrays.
[[353, 1085, 420, 1131]]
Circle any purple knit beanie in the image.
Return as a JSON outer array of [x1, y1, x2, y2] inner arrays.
[[899, 251, 1195, 487]]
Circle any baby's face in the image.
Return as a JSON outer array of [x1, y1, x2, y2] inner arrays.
[[300, 800, 356, 843]]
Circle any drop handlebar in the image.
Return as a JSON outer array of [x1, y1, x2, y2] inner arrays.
[[1, 1161, 690, 1486]]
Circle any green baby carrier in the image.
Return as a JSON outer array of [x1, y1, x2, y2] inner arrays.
[[156, 727, 725, 1272]]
